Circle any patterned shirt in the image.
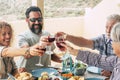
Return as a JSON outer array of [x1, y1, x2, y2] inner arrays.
[[0, 46, 17, 79], [76, 50, 120, 80], [92, 34, 114, 55]]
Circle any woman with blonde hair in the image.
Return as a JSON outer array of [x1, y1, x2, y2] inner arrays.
[[0, 21, 45, 79]]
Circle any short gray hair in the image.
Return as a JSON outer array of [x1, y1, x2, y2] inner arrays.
[[107, 14, 120, 22], [111, 22, 120, 42]]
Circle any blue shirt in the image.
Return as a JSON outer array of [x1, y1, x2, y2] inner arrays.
[[92, 34, 114, 55], [76, 50, 120, 80]]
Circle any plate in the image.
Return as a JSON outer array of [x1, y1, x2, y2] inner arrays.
[[31, 68, 59, 77], [87, 66, 102, 74], [85, 78, 104, 80]]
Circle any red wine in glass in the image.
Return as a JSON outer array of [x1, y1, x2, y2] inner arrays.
[[48, 37, 55, 42], [41, 48, 46, 51]]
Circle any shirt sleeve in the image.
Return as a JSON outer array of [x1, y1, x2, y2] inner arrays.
[[76, 50, 118, 71], [92, 34, 105, 50], [16, 34, 29, 47]]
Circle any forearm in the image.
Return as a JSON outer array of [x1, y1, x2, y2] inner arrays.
[[76, 50, 115, 71], [66, 34, 94, 48], [1, 47, 29, 57]]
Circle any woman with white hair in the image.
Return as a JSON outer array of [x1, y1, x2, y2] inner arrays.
[[62, 22, 120, 80]]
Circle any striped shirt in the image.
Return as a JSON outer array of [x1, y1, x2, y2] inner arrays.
[[76, 50, 120, 80], [92, 34, 114, 55]]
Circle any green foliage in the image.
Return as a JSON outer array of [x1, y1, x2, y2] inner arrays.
[[44, 0, 102, 18], [75, 62, 87, 69], [0, 0, 102, 20]]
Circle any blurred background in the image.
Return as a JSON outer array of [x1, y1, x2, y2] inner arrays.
[[0, 0, 120, 47]]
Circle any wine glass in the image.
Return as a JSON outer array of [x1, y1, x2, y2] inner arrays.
[[45, 35, 55, 67], [55, 36, 73, 72], [36, 44, 46, 66], [55, 36, 66, 60]]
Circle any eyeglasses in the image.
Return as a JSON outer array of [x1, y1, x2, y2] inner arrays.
[[29, 18, 43, 22]]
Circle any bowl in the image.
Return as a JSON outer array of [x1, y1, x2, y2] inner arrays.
[[73, 61, 87, 76], [74, 68, 86, 76]]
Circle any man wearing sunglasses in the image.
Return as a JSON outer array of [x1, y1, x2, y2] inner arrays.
[[15, 6, 61, 72]]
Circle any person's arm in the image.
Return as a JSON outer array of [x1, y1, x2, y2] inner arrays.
[[61, 43, 116, 71], [76, 50, 116, 71], [55, 32, 94, 49], [1, 44, 45, 57], [66, 34, 93, 48], [1, 47, 30, 57]]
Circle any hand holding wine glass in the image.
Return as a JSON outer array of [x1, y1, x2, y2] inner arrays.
[[36, 36, 48, 66], [46, 35, 55, 53], [55, 35, 66, 51]]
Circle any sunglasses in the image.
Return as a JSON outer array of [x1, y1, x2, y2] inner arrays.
[[29, 18, 43, 22]]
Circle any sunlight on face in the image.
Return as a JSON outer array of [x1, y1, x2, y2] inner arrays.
[[0, 26, 12, 46]]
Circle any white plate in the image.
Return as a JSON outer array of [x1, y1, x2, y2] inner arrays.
[[87, 66, 102, 74], [85, 78, 103, 80]]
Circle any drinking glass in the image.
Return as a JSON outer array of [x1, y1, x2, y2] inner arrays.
[[45, 35, 55, 67], [55, 36, 66, 60], [36, 44, 46, 66]]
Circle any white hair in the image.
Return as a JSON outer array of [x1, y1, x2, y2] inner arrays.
[[107, 14, 120, 22], [111, 22, 120, 42]]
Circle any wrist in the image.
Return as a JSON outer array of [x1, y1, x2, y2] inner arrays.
[[64, 33, 67, 40], [25, 48, 32, 58]]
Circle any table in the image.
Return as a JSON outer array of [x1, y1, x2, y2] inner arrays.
[[85, 71, 106, 79], [51, 59, 109, 80]]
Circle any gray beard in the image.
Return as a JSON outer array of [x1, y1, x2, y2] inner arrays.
[[34, 29, 40, 34]]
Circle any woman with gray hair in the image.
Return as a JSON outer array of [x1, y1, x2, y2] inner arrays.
[[61, 22, 120, 80]]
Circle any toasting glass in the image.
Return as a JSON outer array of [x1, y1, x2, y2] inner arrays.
[[36, 43, 46, 66], [55, 36, 66, 60], [45, 35, 55, 67]]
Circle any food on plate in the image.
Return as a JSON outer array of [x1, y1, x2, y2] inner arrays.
[[41, 72, 49, 76], [40, 72, 49, 80], [38, 72, 60, 80], [15, 72, 33, 80], [68, 76, 84, 80]]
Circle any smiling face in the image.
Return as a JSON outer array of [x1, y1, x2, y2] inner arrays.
[[26, 11, 43, 35], [0, 26, 12, 46]]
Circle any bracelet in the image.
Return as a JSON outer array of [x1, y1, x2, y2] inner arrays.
[[64, 34, 67, 40], [25, 48, 31, 58]]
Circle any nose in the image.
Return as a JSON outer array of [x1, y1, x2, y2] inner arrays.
[[6, 34, 11, 39], [35, 20, 39, 24]]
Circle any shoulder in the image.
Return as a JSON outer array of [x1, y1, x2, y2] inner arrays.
[[92, 34, 106, 40], [18, 30, 31, 37], [41, 30, 51, 36]]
